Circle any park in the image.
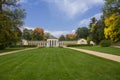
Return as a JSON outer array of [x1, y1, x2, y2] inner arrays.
[[0, 47, 120, 80], [0, 0, 120, 80]]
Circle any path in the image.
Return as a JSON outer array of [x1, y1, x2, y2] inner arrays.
[[113, 46, 120, 48], [0, 48, 36, 56], [65, 47, 120, 63]]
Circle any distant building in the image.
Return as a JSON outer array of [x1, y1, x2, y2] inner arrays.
[[22, 38, 94, 47], [77, 39, 87, 44]]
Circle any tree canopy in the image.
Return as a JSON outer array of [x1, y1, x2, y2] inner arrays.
[[76, 27, 89, 39], [32, 28, 44, 40], [103, 0, 120, 17], [66, 34, 77, 41], [59, 35, 66, 41], [104, 14, 120, 42], [0, 0, 26, 49]]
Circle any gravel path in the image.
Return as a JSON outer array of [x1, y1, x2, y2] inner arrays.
[[113, 46, 120, 48], [0, 48, 36, 56], [65, 47, 120, 63]]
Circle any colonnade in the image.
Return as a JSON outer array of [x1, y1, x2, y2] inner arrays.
[[47, 39, 59, 47], [28, 41, 47, 47]]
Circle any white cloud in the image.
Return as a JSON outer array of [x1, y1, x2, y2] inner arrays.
[[79, 13, 103, 27], [21, 26, 73, 37], [43, 0, 104, 18], [19, 0, 28, 3], [19, 0, 40, 5], [20, 26, 34, 32], [45, 29, 77, 37], [45, 30, 69, 38], [20, 0, 104, 18], [71, 29, 76, 34], [24, 26, 34, 30]]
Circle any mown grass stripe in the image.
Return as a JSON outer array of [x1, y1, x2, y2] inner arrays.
[[0, 48, 120, 80]]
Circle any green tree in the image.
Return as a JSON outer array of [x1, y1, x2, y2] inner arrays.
[[104, 14, 120, 42], [0, 14, 14, 49], [44, 32, 56, 40], [23, 28, 33, 40], [103, 0, 120, 18], [92, 20, 105, 44], [59, 35, 66, 41], [87, 36, 92, 45], [76, 27, 89, 39], [0, 0, 18, 13], [0, 0, 26, 49]]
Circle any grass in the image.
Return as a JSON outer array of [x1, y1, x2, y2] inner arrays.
[[0, 48, 120, 80], [75, 46, 120, 56], [0, 47, 25, 53]]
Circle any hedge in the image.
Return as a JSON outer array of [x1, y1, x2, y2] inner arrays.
[[66, 44, 93, 47], [100, 40, 111, 47], [10, 45, 37, 48]]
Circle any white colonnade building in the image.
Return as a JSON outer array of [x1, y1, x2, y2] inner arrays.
[[22, 38, 95, 47]]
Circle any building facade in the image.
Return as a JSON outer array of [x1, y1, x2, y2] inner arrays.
[[22, 38, 94, 47]]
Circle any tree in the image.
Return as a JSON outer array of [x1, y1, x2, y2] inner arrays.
[[104, 14, 120, 42], [92, 20, 105, 44], [89, 17, 105, 44], [0, 14, 14, 49], [23, 28, 33, 40], [0, 0, 26, 49], [32, 27, 44, 40], [66, 34, 77, 40], [59, 35, 66, 41], [89, 17, 97, 28], [103, 0, 120, 18], [0, 0, 18, 13], [12, 27, 22, 45], [44, 32, 56, 40], [76, 27, 89, 39]]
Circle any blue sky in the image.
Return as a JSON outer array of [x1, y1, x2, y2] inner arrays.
[[20, 0, 104, 37]]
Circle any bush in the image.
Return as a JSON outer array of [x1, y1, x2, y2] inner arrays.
[[10, 45, 37, 48], [0, 45, 6, 50], [100, 40, 111, 47], [67, 44, 93, 47]]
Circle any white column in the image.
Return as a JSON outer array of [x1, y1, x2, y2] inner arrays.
[[50, 40, 51, 47], [54, 40, 56, 47], [53, 40, 55, 47]]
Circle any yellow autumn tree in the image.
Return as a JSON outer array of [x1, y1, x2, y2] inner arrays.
[[66, 34, 77, 40], [104, 14, 120, 42]]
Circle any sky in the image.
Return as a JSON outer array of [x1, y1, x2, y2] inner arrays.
[[20, 0, 104, 37]]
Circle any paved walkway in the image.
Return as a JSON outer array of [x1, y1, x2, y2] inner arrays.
[[113, 46, 120, 48], [0, 48, 36, 56], [65, 47, 120, 63]]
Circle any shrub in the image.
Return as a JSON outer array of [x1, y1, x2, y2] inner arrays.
[[0, 45, 6, 50], [100, 40, 111, 47], [10, 45, 37, 48], [66, 44, 93, 47]]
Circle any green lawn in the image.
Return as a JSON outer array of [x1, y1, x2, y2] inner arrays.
[[75, 46, 120, 56], [0, 48, 25, 53], [0, 48, 120, 80]]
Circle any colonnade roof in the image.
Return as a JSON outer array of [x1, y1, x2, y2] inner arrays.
[[28, 41, 47, 42]]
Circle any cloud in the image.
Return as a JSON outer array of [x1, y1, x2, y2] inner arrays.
[[45, 30, 69, 38], [20, 26, 34, 32], [79, 13, 103, 27], [22, 26, 73, 37], [19, 0, 28, 3], [19, 0, 40, 5], [20, 0, 104, 18], [43, 0, 104, 18], [45, 29, 77, 37]]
